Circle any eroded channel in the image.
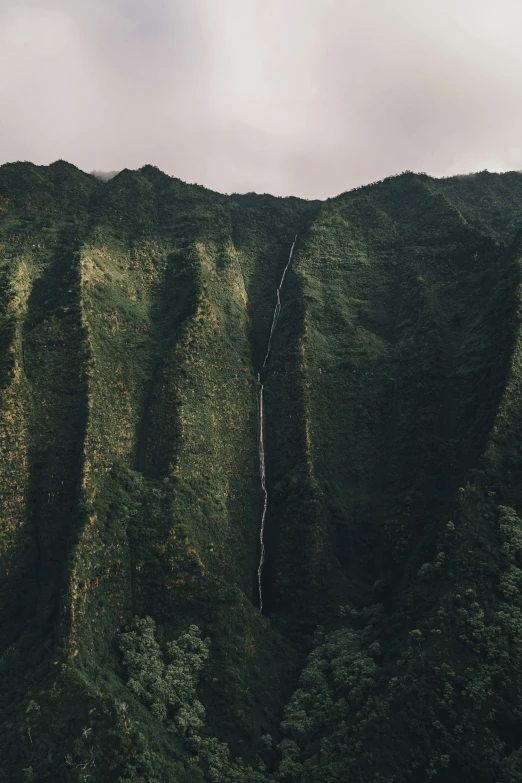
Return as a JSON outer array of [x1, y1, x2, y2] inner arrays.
[[257, 234, 297, 612]]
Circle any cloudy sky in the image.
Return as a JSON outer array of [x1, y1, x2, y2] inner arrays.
[[1, 0, 521, 199]]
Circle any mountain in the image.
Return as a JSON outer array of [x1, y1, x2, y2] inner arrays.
[[2, 160, 522, 781]]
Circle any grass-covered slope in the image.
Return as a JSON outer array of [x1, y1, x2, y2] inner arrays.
[[3, 162, 522, 781]]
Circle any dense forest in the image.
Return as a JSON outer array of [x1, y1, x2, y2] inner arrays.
[[3, 161, 522, 781]]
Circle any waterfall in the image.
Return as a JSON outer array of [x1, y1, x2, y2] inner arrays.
[[257, 235, 297, 613], [262, 235, 298, 368]]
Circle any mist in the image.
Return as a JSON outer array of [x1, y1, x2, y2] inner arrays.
[[89, 169, 120, 182]]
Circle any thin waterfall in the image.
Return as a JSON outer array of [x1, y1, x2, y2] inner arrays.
[[262, 235, 298, 368], [257, 234, 297, 613]]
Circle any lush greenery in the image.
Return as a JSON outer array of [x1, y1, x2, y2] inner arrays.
[[2, 161, 522, 780]]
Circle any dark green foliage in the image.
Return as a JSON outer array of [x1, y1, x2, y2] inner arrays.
[[119, 617, 209, 731], [3, 162, 522, 780], [118, 616, 267, 782]]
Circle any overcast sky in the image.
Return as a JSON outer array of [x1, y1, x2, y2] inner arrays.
[[1, 0, 521, 199]]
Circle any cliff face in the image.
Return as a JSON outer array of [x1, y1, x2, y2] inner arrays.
[[3, 162, 522, 782]]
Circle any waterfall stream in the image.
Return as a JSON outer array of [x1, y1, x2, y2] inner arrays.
[[257, 235, 297, 613]]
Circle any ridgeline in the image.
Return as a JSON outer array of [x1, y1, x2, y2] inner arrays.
[[2, 161, 522, 781]]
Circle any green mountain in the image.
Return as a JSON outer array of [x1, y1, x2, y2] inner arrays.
[[3, 161, 522, 782]]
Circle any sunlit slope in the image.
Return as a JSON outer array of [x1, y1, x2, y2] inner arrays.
[[0, 162, 94, 651], [0, 162, 315, 778]]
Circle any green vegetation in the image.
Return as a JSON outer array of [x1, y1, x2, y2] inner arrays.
[[2, 161, 522, 780]]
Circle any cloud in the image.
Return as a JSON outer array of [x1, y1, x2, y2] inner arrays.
[[89, 169, 119, 181], [1, 0, 522, 198]]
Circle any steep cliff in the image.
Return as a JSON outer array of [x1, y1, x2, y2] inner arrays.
[[2, 162, 522, 782]]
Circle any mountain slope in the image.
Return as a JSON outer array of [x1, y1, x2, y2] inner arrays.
[[2, 162, 522, 781]]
